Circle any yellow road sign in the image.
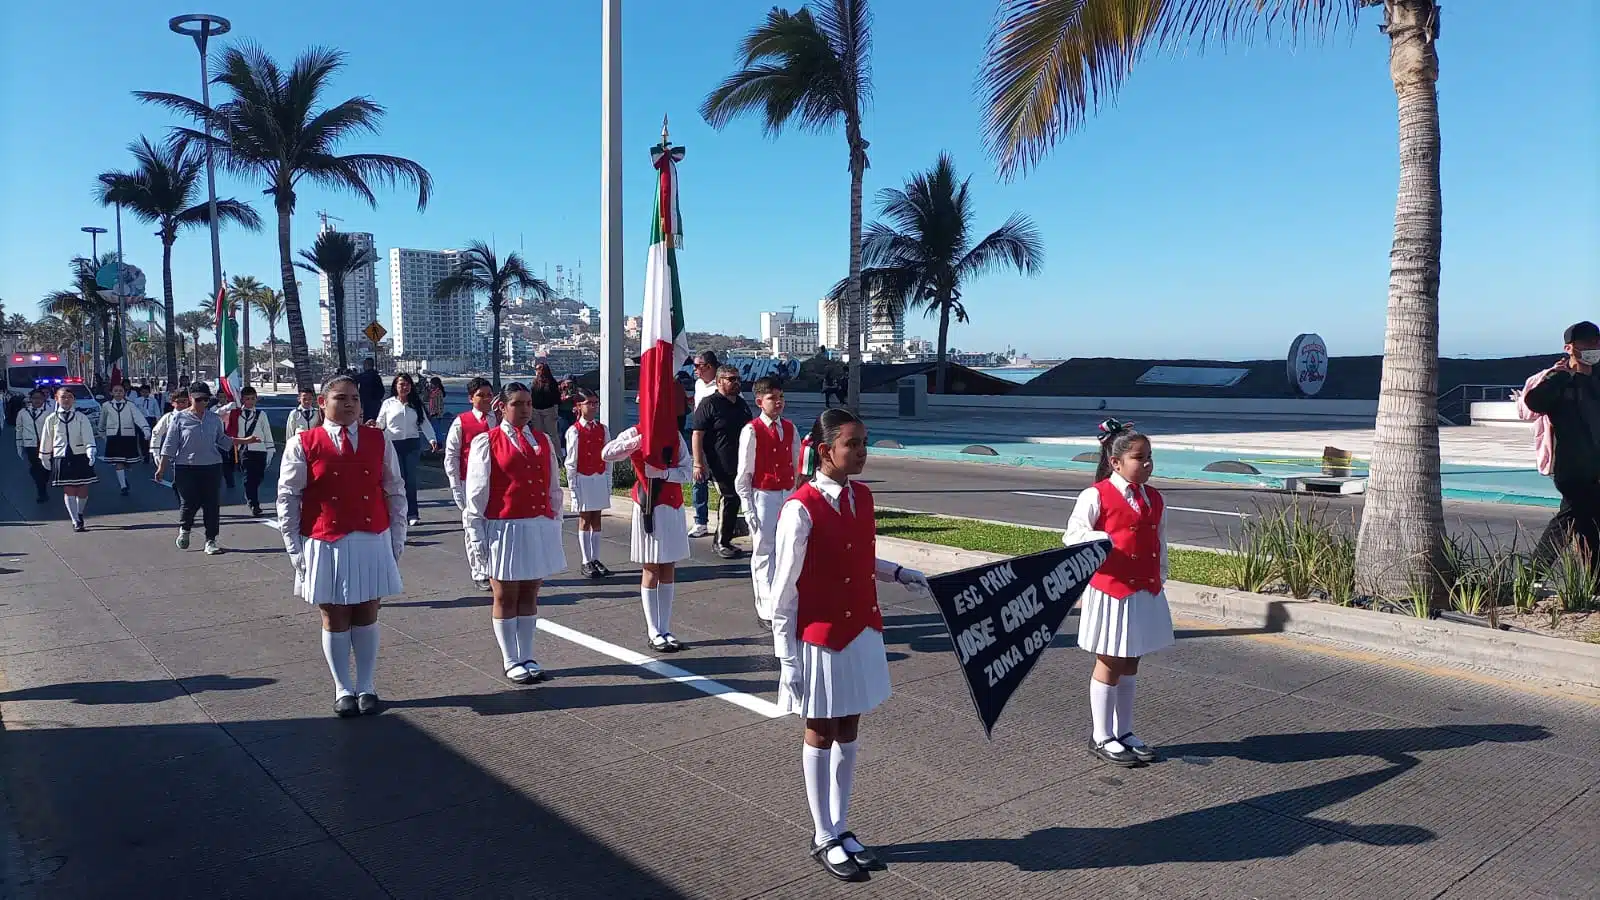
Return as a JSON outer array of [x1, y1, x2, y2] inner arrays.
[[363, 321, 387, 344]]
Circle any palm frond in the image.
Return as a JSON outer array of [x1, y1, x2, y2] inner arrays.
[[700, 6, 852, 136], [174, 198, 263, 231], [956, 212, 1045, 280]]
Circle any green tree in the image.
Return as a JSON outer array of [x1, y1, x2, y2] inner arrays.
[[256, 288, 286, 389], [432, 241, 549, 390], [95, 136, 261, 392], [137, 44, 431, 391], [701, 0, 873, 412], [977, 0, 1445, 603], [175, 310, 212, 379], [227, 275, 268, 386], [826, 152, 1042, 394], [295, 230, 376, 373]]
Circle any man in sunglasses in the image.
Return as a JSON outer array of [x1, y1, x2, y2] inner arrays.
[[687, 352, 721, 537], [692, 364, 753, 558]]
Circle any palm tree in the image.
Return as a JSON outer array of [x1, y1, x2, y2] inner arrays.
[[256, 288, 285, 389], [136, 45, 431, 392], [227, 275, 268, 387], [295, 230, 376, 373], [701, 0, 873, 412], [432, 241, 549, 390], [96, 136, 261, 392], [48, 254, 115, 379], [30, 313, 86, 376], [175, 310, 211, 378], [826, 153, 1042, 394], [978, 0, 1444, 602]]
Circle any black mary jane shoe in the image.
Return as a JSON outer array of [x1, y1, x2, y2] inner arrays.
[[120, 486, 130, 497], [810, 838, 869, 883], [72, 519, 87, 533], [581, 561, 601, 580], [521, 661, 547, 683], [648, 635, 671, 653], [474, 578, 492, 592], [1118, 733, 1159, 763], [505, 663, 534, 685], [357, 693, 382, 716], [1089, 738, 1143, 768], [836, 832, 886, 871], [661, 634, 686, 653], [335, 695, 360, 718], [592, 561, 613, 578]]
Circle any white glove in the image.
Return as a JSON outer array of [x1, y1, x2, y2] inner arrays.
[[778, 661, 803, 704], [288, 550, 306, 576], [896, 566, 931, 594], [643, 463, 667, 479], [745, 506, 762, 531], [451, 486, 467, 510]]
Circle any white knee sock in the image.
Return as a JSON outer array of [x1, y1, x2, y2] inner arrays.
[[579, 530, 597, 563], [116, 469, 128, 488], [831, 741, 862, 852], [350, 623, 379, 695], [803, 745, 834, 847], [657, 582, 675, 635], [516, 615, 537, 663], [641, 587, 661, 639], [322, 629, 354, 698], [1113, 675, 1136, 739], [1090, 678, 1116, 744], [64, 495, 78, 519], [492, 617, 519, 669]]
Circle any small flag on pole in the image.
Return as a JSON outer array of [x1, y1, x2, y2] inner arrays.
[[108, 319, 125, 389], [214, 282, 240, 403]]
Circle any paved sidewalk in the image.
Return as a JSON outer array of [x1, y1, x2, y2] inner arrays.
[[0, 453, 1595, 899]]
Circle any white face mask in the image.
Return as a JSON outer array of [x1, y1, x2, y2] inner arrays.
[[1580, 349, 1600, 366]]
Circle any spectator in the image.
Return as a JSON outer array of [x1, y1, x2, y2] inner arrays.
[[425, 376, 446, 421], [692, 364, 754, 558], [529, 362, 562, 450], [1522, 321, 1600, 570], [688, 351, 720, 537], [356, 358, 385, 423]]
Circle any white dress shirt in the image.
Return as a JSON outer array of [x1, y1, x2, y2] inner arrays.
[[99, 399, 149, 438], [600, 427, 693, 484], [768, 473, 907, 668], [40, 411, 96, 463], [14, 404, 48, 453], [1062, 471, 1169, 581], [276, 420, 408, 560], [734, 413, 801, 508], [444, 408, 498, 500], [284, 406, 323, 442], [375, 397, 438, 445], [462, 421, 564, 542], [235, 406, 276, 457]]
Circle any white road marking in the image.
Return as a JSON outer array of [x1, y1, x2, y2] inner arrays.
[[1010, 491, 1249, 518]]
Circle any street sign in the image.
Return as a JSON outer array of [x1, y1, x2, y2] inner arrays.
[[363, 321, 387, 343]]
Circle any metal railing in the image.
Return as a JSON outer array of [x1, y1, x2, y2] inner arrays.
[[1438, 383, 1520, 425]]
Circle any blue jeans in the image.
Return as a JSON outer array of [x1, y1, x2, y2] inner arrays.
[[685, 428, 709, 526], [394, 437, 421, 518]]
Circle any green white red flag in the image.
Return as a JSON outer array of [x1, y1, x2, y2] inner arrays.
[[637, 137, 688, 474], [107, 319, 125, 388], [214, 282, 240, 403]]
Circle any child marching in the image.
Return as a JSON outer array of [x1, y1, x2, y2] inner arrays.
[[98, 384, 149, 496], [12, 389, 52, 504], [276, 375, 408, 718], [445, 377, 499, 590], [1063, 420, 1174, 767], [564, 390, 613, 579], [735, 376, 802, 629], [463, 384, 567, 684], [284, 387, 324, 442], [601, 415, 694, 652], [769, 409, 930, 882], [234, 387, 276, 517], [38, 386, 98, 531]]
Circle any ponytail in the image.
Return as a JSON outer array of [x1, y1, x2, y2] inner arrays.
[[1094, 418, 1146, 481]]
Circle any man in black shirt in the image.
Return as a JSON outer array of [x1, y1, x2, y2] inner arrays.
[[356, 358, 385, 424], [693, 365, 753, 558], [1524, 321, 1600, 571]]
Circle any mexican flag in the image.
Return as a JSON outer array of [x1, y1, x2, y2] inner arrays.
[[107, 319, 125, 388], [637, 137, 688, 476], [214, 282, 240, 403]]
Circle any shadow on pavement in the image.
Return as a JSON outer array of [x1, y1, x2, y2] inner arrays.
[[0, 675, 277, 705], [1160, 723, 1550, 764]]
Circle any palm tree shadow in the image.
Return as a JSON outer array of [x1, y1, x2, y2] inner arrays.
[[1161, 724, 1550, 764], [0, 674, 275, 705]]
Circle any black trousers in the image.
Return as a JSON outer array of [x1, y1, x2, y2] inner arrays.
[[241, 451, 268, 507], [1534, 478, 1600, 570], [712, 472, 742, 548], [221, 452, 236, 489], [174, 463, 223, 540], [25, 452, 49, 499]]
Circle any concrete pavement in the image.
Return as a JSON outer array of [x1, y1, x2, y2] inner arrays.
[[1, 451, 1595, 899]]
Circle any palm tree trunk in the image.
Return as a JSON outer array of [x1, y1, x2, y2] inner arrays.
[[277, 204, 313, 391], [162, 240, 178, 390], [334, 281, 349, 373], [845, 139, 866, 414], [491, 304, 503, 390], [934, 296, 952, 395], [1355, 0, 1444, 604], [269, 331, 278, 390]]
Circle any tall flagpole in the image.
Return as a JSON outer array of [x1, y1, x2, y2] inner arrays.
[[115, 202, 126, 386], [600, 0, 625, 439]]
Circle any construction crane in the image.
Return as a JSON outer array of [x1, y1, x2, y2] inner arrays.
[[316, 210, 344, 232]]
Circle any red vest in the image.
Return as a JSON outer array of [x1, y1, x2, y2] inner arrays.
[[630, 451, 684, 509], [298, 426, 391, 542], [484, 426, 555, 520], [1088, 479, 1164, 598], [573, 419, 608, 476], [455, 410, 493, 479], [793, 481, 882, 652], [750, 418, 797, 491]]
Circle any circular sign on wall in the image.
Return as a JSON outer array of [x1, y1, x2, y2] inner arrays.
[[1287, 333, 1329, 396]]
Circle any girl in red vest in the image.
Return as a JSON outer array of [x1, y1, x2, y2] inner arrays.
[[276, 375, 408, 718], [735, 376, 802, 629], [601, 413, 694, 652], [769, 408, 930, 882], [1064, 419, 1174, 767], [564, 390, 613, 579], [445, 377, 498, 591], [464, 384, 567, 684]]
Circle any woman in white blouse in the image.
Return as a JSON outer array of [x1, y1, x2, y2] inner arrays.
[[373, 373, 439, 526]]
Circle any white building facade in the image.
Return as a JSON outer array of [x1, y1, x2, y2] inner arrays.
[[317, 227, 378, 355], [390, 248, 474, 372]]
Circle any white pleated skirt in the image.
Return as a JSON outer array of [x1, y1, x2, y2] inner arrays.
[[568, 473, 612, 512], [296, 530, 404, 606], [482, 516, 568, 582], [629, 503, 690, 564], [779, 628, 892, 719], [102, 435, 143, 464], [1076, 585, 1174, 658]]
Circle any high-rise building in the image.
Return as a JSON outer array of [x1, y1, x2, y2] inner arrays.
[[865, 295, 905, 353], [316, 226, 378, 355], [817, 292, 901, 355], [817, 297, 846, 351], [771, 318, 819, 357], [760, 311, 794, 343], [390, 248, 474, 370]]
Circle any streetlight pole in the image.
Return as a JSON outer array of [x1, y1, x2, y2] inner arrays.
[[169, 13, 230, 384], [80, 226, 107, 382], [81, 226, 106, 261], [600, 0, 625, 440]]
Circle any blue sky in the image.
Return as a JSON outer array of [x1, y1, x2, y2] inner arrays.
[[1, 0, 1595, 360]]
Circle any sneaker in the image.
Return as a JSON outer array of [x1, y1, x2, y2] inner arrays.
[[176, 529, 191, 550], [203, 540, 222, 555], [715, 544, 740, 559], [688, 524, 710, 538], [593, 561, 613, 578], [407, 516, 422, 527], [473, 578, 492, 592]]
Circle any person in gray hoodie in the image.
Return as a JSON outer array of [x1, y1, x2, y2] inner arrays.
[[154, 382, 241, 555]]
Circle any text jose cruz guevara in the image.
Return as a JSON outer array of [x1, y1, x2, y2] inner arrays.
[[949, 548, 1103, 687]]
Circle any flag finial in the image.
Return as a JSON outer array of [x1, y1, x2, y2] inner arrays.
[[661, 114, 670, 147]]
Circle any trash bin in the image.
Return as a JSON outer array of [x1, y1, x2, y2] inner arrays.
[[897, 376, 927, 418]]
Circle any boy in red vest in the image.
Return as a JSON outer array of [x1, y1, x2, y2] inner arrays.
[[464, 384, 566, 684], [445, 377, 498, 590], [1062, 420, 1174, 767], [735, 376, 802, 629], [276, 375, 408, 718], [564, 390, 613, 578], [768, 409, 930, 882]]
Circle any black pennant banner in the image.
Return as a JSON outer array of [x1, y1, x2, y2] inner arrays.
[[926, 540, 1110, 737]]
